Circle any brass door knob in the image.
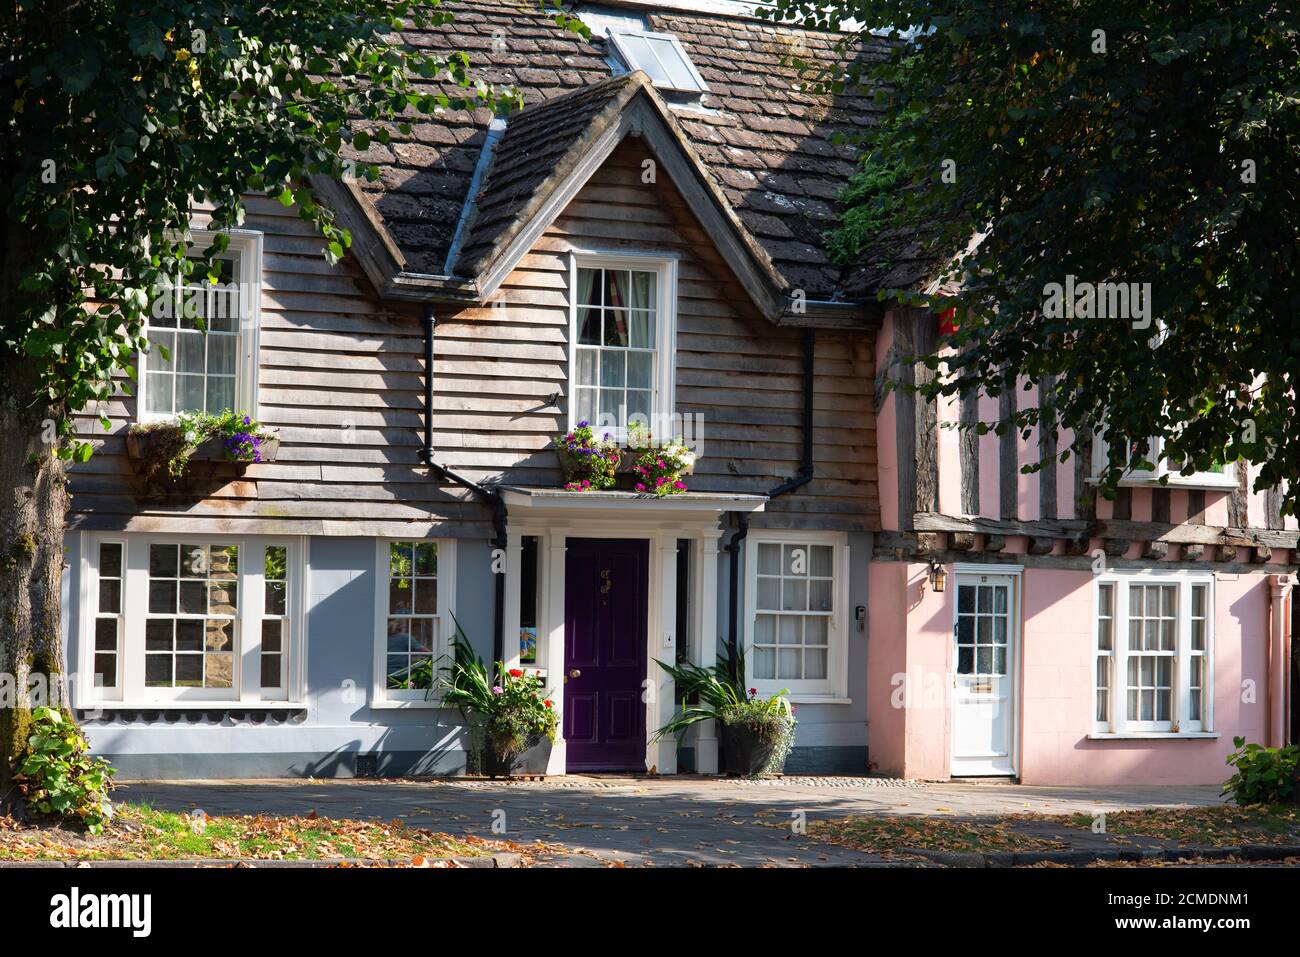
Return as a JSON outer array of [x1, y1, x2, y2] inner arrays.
[[569, 669, 581, 679]]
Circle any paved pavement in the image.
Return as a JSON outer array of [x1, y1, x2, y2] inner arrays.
[[119, 776, 1225, 867]]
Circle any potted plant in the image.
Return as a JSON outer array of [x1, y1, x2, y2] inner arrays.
[[652, 645, 795, 776], [438, 624, 558, 777], [552, 420, 621, 491]]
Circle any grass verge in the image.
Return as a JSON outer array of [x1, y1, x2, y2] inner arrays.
[[0, 803, 555, 864]]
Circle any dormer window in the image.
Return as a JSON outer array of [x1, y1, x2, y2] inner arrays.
[[607, 30, 709, 95]]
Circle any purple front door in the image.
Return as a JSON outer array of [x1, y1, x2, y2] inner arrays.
[[564, 538, 649, 772]]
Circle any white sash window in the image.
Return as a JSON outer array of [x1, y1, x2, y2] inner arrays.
[[1093, 572, 1214, 735], [77, 534, 303, 707]]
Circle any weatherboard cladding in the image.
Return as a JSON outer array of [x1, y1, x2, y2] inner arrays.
[[67, 3, 889, 532], [351, 0, 901, 300], [69, 142, 880, 533]]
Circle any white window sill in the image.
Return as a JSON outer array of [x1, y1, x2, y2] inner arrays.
[[81, 701, 307, 711], [1088, 476, 1237, 491], [1087, 731, 1219, 740], [782, 695, 852, 705], [369, 698, 446, 710]]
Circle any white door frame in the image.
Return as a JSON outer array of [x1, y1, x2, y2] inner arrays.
[[500, 509, 731, 775], [949, 563, 1023, 777]]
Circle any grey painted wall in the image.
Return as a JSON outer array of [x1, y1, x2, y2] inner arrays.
[[65, 534, 496, 779], [62, 529, 871, 778], [705, 528, 871, 774]]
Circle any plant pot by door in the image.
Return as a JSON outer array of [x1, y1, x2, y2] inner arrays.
[[482, 734, 552, 777], [720, 722, 779, 777]]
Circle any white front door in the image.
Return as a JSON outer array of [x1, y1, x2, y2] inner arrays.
[[951, 573, 1018, 777]]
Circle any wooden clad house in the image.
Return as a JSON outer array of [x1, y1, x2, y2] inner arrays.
[[63, 0, 884, 777], [61, 0, 1293, 782]]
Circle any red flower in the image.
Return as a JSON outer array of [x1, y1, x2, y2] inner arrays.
[[508, 668, 523, 678], [544, 700, 553, 709], [748, 687, 758, 697]]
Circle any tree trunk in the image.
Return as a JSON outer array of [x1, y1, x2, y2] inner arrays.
[[0, 360, 69, 818]]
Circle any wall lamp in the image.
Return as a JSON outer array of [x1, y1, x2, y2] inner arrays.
[[928, 561, 948, 594]]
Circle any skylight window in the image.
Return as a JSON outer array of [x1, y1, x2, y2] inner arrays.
[[607, 30, 709, 94]]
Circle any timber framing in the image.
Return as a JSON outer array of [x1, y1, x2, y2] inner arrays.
[[873, 530, 1297, 574], [893, 511, 1300, 568]]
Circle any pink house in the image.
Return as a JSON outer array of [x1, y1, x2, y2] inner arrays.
[[867, 305, 1295, 785]]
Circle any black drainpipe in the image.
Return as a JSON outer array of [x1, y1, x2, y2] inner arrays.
[[725, 328, 816, 666], [419, 304, 509, 665]]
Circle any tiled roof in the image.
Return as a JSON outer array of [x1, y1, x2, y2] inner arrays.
[[350, 0, 911, 300], [453, 73, 642, 276]]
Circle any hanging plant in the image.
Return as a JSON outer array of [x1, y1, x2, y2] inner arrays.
[[127, 409, 278, 484], [552, 420, 621, 491]]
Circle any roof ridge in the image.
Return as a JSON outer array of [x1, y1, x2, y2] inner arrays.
[[451, 71, 656, 278], [508, 70, 648, 123]]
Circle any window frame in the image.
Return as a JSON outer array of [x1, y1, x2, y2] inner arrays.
[[138, 228, 263, 423], [742, 529, 850, 701], [606, 29, 710, 94], [371, 538, 457, 709], [1092, 570, 1215, 736], [87, 539, 127, 700], [1090, 428, 1237, 490], [76, 532, 306, 708], [566, 252, 678, 439]]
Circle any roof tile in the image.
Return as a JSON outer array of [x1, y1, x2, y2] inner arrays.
[[347, 0, 899, 298]]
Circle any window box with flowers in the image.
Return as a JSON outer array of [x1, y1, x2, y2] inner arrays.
[[127, 409, 279, 489], [552, 421, 695, 495], [625, 423, 695, 496], [552, 420, 622, 491]]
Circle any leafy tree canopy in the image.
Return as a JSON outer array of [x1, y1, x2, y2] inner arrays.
[[767, 1, 1300, 508], [2, 0, 577, 449]]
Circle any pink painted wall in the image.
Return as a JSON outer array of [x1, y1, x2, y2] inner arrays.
[[869, 564, 1280, 785], [866, 562, 909, 775], [1019, 570, 1270, 785], [866, 562, 953, 780], [1016, 379, 1039, 521], [937, 374, 962, 515], [977, 389, 1000, 518]]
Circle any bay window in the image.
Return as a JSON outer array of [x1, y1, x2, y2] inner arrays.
[[78, 534, 304, 706], [744, 531, 849, 700], [1093, 572, 1214, 735]]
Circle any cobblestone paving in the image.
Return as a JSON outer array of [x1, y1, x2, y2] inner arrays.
[[120, 776, 1225, 867]]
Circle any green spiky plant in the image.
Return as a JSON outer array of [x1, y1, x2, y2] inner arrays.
[[433, 616, 495, 715], [653, 642, 796, 775], [435, 616, 557, 770], [652, 642, 748, 740]]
